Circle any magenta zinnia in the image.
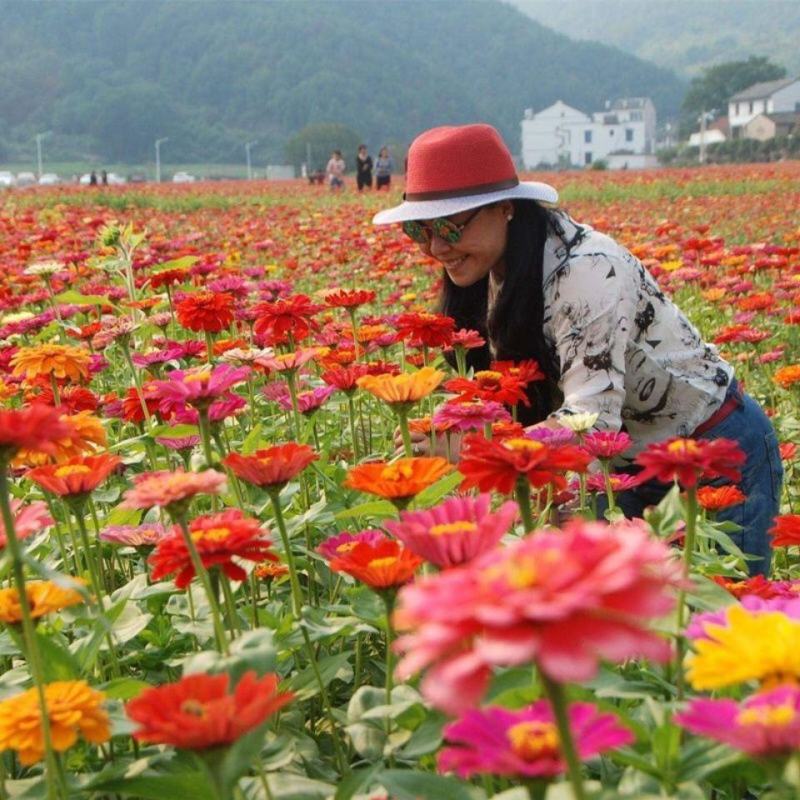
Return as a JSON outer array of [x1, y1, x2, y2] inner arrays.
[[153, 365, 250, 413]]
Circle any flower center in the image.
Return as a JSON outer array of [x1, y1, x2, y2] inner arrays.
[[429, 521, 478, 537], [184, 370, 212, 384], [506, 720, 560, 761], [504, 438, 545, 454], [380, 462, 415, 481], [666, 438, 701, 456], [368, 556, 399, 570], [54, 464, 92, 478], [737, 703, 796, 728], [191, 526, 231, 543], [475, 370, 502, 387], [335, 542, 359, 553], [180, 699, 208, 717]]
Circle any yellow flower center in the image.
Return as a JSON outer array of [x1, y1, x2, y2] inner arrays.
[[737, 703, 796, 728], [429, 521, 478, 537], [191, 526, 231, 543], [667, 439, 701, 456], [506, 720, 560, 761], [180, 699, 208, 717], [184, 370, 212, 384], [335, 542, 359, 553], [380, 462, 415, 481], [475, 370, 502, 386], [504, 438, 545, 454], [54, 464, 92, 478], [368, 556, 399, 570]]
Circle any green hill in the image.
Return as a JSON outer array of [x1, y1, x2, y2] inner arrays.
[[0, 0, 685, 165], [509, 0, 800, 79]]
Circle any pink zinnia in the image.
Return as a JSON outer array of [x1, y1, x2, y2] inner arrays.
[[0, 499, 53, 547], [317, 529, 388, 561], [384, 494, 517, 569], [525, 427, 575, 446], [394, 518, 683, 714], [255, 348, 318, 374], [100, 523, 169, 547], [438, 701, 633, 778], [121, 469, 227, 513], [433, 400, 511, 433], [153, 365, 250, 413], [675, 685, 800, 757], [581, 431, 632, 460], [263, 382, 335, 414], [446, 329, 486, 350], [155, 435, 202, 451], [584, 473, 640, 493]]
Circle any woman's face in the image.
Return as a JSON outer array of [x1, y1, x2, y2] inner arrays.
[[415, 201, 512, 287]]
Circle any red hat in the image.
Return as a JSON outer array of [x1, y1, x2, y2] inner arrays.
[[373, 123, 557, 225]]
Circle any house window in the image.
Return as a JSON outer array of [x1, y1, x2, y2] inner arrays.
[[584, 130, 592, 143], [625, 128, 634, 142], [749, 101, 754, 113], [609, 129, 615, 136], [585, 152, 593, 165], [736, 103, 740, 116]]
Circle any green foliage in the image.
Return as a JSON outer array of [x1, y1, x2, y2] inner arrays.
[[284, 123, 363, 172], [680, 56, 786, 135], [0, 0, 685, 164]]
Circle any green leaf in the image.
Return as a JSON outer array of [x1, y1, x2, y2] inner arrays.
[[335, 500, 397, 521], [241, 423, 264, 455], [182, 628, 279, 683], [148, 423, 200, 439], [377, 770, 478, 800], [86, 773, 214, 800], [245, 774, 336, 799], [101, 505, 141, 527], [54, 289, 111, 307], [101, 677, 151, 701], [413, 470, 463, 507], [35, 632, 80, 682], [333, 764, 383, 800], [149, 256, 199, 273], [285, 652, 352, 701]]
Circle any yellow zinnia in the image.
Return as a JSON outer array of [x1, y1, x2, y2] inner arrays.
[[0, 579, 86, 624], [0, 680, 109, 765], [13, 410, 107, 468], [686, 604, 800, 691], [11, 344, 91, 383], [357, 367, 444, 407]]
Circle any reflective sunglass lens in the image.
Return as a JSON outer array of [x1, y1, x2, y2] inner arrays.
[[432, 219, 461, 244], [402, 221, 429, 244]]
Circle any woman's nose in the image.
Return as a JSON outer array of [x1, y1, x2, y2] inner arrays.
[[428, 234, 452, 257]]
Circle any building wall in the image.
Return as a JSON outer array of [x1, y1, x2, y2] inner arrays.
[[729, 81, 800, 133], [773, 81, 800, 113], [743, 115, 777, 141], [566, 119, 647, 166], [521, 101, 590, 168]]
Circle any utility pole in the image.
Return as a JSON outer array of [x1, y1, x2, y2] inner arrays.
[[155, 137, 169, 183], [245, 140, 258, 180], [699, 112, 708, 165], [35, 131, 52, 179]]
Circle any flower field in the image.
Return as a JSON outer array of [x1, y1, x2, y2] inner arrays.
[[0, 161, 799, 800]]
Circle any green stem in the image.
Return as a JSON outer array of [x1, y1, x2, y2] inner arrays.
[[538, 671, 586, 800], [675, 485, 699, 700], [204, 330, 215, 364], [516, 475, 535, 532], [347, 394, 360, 461], [49, 374, 61, 407], [268, 491, 304, 618], [285, 371, 304, 441], [396, 409, 413, 458], [600, 461, 616, 513], [0, 467, 63, 800], [197, 407, 216, 468], [119, 340, 152, 426]]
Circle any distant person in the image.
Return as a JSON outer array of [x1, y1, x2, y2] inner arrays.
[[355, 145, 373, 192], [101, 169, 108, 186], [374, 146, 394, 190], [89, 171, 98, 186], [326, 150, 345, 191]]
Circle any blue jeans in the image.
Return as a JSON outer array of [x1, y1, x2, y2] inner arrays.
[[599, 392, 783, 576]]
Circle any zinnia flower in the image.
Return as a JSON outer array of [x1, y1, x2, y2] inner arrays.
[[0, 499, 53, 547], [394, 518, 682, 713], [444, 371, 528, 407], [26, 453, 121, 499], [634, 437, 745, 489], [0, 405, 71, 462], [676, 685, 800, 758], [253, 294, 322, 343], [317, 529, 388, 561], [458, 433, 591, 495], [11, 344, 91, 384], [438, 701, 633, 779], [357, 367, 444, 408], [325, 288, 375, 309], [149, 508, 278, 589], [344, 457, 452, 505], [153, 364, 249, 413], [223, 443, 318, 491], [175, 292, 235, 333], [770, 514, 800, 548], [395, 312, 455, 348], [121, 469, 227, 516], [329, 538, 423, 589], [0, 579, 86, 624], [384, 494, 518, 568], [581, 430, 632, 460], [433, 399, 512, 432], [126, 671, 293, 749], [0, 680, 109, 765], [774, 365, 800, 389], [100, 523, 169, 547], [697, 485, 746, 512]]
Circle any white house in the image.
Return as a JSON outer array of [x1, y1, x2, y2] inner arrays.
[[521, 97, 657, 170], [728, 78, 800, 137]]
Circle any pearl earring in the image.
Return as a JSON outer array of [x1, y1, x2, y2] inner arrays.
[[506, 215, 513, 221]]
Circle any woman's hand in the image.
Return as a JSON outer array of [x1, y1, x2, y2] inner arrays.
[[393, 427, 463, 461]]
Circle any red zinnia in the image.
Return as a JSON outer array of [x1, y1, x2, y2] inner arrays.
[[325, 289, 375, 309], [149, 509, 278, 588], [458, 433, 592, 494], [253, 294, 322, 343], [176, 292, 235, 333], [321, 364, 371, 393], [126, 671, 293, 749], [0, 405, 71, 462], [634, 437, 745, 489], [395, 312, 455, 348], [223, 444, 318, 490], [26, 454, 121, 498], [770, 515, 800, 548], [445, 370, 529, 407], [696, 485, 746, 512], [329, 538, 423, 589]]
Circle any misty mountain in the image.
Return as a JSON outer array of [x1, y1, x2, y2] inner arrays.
[[0, 0, 685, 164]]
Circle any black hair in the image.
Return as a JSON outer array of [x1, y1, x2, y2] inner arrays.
[[439, 200, 578, 424]]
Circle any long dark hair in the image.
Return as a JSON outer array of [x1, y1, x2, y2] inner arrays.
[[439, 200, 576, 424]]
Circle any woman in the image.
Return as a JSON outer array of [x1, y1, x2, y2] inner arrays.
[[326, 150, 345, 192], [373, 123, 781, 576], [374, 146, 393, 190], [355, 144, 373, 192]]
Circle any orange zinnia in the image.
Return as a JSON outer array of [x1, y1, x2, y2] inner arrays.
[[11, 344, 91, 383], [0, 405, 71, 463], [357, 367, 444, 408], [774, 365, 800, 389], [223, 443, 318, 490], [26, 453, 121, 498], [175, 291, 234, 333], [0, 680, 109, 765], [344, 457, 452, 504], [329, 538, 423, 589], [696, 485, 746, 512], [0, 579, 87, 624], [770, 514, 800, 548], [15, 411, 108, 468], [126, 671, 293, 749]]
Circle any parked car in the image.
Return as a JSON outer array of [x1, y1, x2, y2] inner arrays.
[[172, 171, 196, 183], [106, 172, 126, 185], [15, 172, 36, 187], [0, 171, 15, 188], [128, 173, 147, 184], [38, 173, 60, 186], [79, 173, 93, 185]]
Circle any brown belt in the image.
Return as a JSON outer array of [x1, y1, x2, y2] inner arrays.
[[693, 381, 743, 437]]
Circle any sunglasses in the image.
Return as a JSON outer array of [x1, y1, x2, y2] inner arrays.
[[402, 206, 485, 245]]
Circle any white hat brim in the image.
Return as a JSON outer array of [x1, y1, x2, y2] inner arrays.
[[372, 181, 558, 225]]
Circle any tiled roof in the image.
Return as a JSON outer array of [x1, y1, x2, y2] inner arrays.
[[729, 78, 796, 102]]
